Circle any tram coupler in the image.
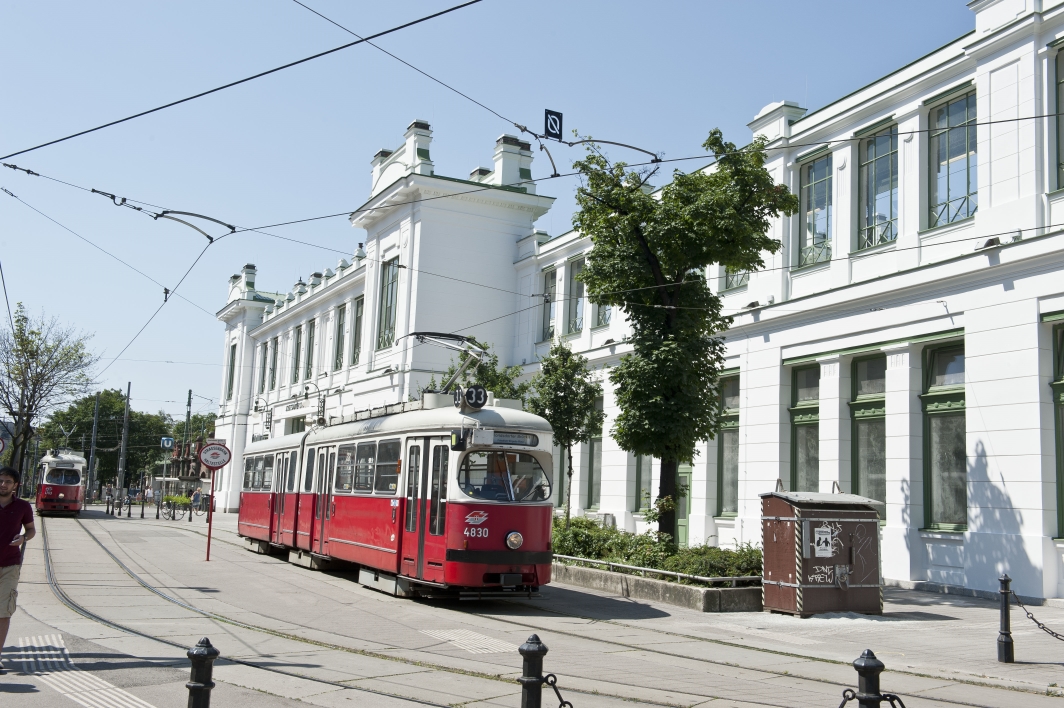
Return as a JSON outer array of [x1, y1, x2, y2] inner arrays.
[[186, 637, 220, 708]]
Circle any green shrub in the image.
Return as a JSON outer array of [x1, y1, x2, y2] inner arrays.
[[552, 516, 762, 586], [164, 494, 191, 506]]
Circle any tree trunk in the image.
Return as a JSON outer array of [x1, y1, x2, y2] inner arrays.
[[564, 445, 575, 530], [658, 457, 678, 542]]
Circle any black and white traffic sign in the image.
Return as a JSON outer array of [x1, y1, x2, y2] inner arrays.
[[544, 109, 563, 140]]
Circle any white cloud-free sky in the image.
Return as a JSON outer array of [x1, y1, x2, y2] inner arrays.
[[0, 0, 973, 419]]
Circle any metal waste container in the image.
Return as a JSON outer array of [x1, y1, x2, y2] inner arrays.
[[760, 491, 882, 617]]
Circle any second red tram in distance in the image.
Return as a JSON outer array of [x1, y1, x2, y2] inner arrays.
[[36, 449, 88, 516], [238, 392, 554, 598]]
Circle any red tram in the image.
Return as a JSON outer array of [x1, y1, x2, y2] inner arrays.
[[36, 450, 88, 516], [238, 393, 554, 597]]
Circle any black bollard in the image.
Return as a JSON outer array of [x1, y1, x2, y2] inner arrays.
[[106, 499, 111, 515], [127, 499, 132, 518], [518, 634, 548, 708], [999, 574, 1015, 663], [189, 503, 193, 522], [156, 497, 160, 519], [140, 499, 145, 518], [186, 637, 220, 708], [852, 649, 885, 708]]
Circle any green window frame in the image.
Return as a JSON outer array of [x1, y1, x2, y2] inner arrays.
[[724, 267, 749, 290], [1052, 325, 1064, 536], [541, 270, 556, 341], [584, 395, 604, 509], [268, 336, 278, 390], [351, 296, 364, 365], [633, 455, 652, 512], [716, 376, 740, 517], [257, 343, 268, 394], [304, 318, 315, 380], [858, 126, 898, 249], [226, 343, 237, 400], [594, 302, 611, 328], [790, 365, 820, 492], [929, 91, 977, 228], [921, 342, 967, 531], [291, 326, 302, 384], [850, 355, 887, 519], [567, 259, 585, 335], [799, 154, 832, 267], [377, 258, 399, 350], [333, 304, 346, 371]]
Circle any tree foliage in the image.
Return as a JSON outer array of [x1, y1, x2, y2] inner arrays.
[[526, 342, 604, 527], [38, 389, 173, 487], [572, 130, 799, 538], [0, 303, 99, 471], [440, 341, 530, 402]]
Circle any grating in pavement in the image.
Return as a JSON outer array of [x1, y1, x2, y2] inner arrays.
[[16, 634, 158, 708], [421, 629, 517, 654]]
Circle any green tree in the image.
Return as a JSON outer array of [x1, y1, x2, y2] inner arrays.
[[170, 413, 216, 442], [572, 130, 798, 539], [441, 341, 530, 402], [39, 390, 173, 487], [527, 342, 604, 528], [0, 304, 98, 472]]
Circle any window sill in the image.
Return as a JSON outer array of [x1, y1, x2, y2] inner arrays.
[[919, 527, 966, 536], [562, 331, 582, 339], [714, 513, 738, 520], [919, 215, 974, 240], [591, 324, 611, 331], [790, 260, 830, 275], [720, 284, 748, 295], [852, 238, 897, 259]]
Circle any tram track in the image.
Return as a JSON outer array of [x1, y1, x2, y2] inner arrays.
[[68, 515, 1034, 708]]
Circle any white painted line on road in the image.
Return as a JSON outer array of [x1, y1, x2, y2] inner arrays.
[[17, 634, 158, 708], [421, 629, 516, 654]]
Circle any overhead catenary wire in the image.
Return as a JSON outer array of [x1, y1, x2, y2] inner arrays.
[[0, 1, 484, 161]]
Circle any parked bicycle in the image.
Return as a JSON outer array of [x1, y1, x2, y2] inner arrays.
[[162, 501, 186, 521]]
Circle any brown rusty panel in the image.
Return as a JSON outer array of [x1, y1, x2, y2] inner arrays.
[[798, 519, 880, 586], [763, 582, 798, 614]]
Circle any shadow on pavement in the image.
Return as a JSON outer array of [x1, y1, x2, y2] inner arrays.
[[0, 683, 41, 693], [445, 585, 672, 620]]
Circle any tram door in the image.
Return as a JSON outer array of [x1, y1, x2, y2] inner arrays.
[[314, 447, 336, 556], [420, 438, 450, 583], [271, 453, 287, 545], [399, 440, 423, 578]]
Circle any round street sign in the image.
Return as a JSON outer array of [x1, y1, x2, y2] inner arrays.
[[0, 437, 6, 454], [198, 443, 231, 470]]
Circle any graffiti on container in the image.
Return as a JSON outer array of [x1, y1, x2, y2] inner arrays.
[[851, 523, 877, 583], [807, 565, 834, 584]]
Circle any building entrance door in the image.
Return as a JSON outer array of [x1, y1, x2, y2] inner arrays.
[[676, 463, 692, 548]]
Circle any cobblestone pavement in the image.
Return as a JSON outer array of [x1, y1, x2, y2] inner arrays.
[[2, 507, 1062, 708]]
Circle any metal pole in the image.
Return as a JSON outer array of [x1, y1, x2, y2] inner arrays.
[[116, 382, 131, 498], [206, 469, 216, 561], [518, 634, 548, 708], [186, 637, 219, 708], [852, 649, 885, 708], [998, 574, 1015, 663]]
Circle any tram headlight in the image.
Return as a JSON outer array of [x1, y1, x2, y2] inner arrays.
[[506, 531, 524, 550], [58, 493, 65, 499]]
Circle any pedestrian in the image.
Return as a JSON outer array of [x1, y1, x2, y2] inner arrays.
[[192, 488, 202, 511], [0, 466, 35, 675], [145, 486, 154, 505]]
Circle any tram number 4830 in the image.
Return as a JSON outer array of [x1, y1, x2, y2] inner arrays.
[[464, 527, 489, 538]]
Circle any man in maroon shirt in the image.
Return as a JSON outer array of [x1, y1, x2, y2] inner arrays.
[[0, 466, 35, 673]]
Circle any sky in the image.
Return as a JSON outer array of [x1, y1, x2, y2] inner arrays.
[[0, 0, 975, 421]]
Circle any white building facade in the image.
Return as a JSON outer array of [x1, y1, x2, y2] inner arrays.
[[217, 0, 1064, 600]]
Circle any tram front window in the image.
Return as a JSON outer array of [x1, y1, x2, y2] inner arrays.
[[44, 468, 81, 485], [458, 451, 551, 502]]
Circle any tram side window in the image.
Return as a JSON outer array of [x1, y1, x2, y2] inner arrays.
[[429, 445, 448, 536], [243, 458, 254, 490], [405, 445, 421, 532], [276, 454, 287, 492], [354, 442, 376, 492], [285, 452, 296, 491], [262, 455, 274, 490], [375, 439, 401, 494], [335, 444, 355, 492], [303, 448, 316, 492], [458, 451, 551, 502], [44, 468, 81, 485], [252, 456, 265, 490]]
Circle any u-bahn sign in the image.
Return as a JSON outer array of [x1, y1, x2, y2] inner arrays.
[[198, 443, 232, 471]]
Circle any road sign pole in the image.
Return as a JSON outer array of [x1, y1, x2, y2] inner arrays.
[[197, 442, 230, 563], [206, 468, 216, 561]]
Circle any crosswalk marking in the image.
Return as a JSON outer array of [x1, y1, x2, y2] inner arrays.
[[421, 628, 516, 654], [17, 634, 158, 708]]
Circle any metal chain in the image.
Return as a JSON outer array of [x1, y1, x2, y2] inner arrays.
[[1012, 593, 1064, 642], [543, 673, 574, 708], [838, 688, 907, 707]]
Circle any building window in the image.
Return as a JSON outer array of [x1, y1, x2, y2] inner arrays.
[[851, 356, 887, 519], [226, 343, 237, 400], [1053, 325, 1064, 536], [292, 326, 302, 384], [351, 296, 364, 365], [724, 267, 749, 290], [541, 270, 557, 341], [929, 91, 977, 228], [633, 455, 653, 512], [594, 303, 611, 328], [304, 318, 315, 380], [268, 337, 278, 390], [799, 154, 832, 267], [257, 343, 267, 394], [717, 376, 740, 516], [790, 365, 820, 492], [333, 304, 346, 371], [859, 125, 898, 249], [922, 343, 966, 530], [585, 395, 604, 508], [567, 259, 585, 335], [377, 258, 399, 350]]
